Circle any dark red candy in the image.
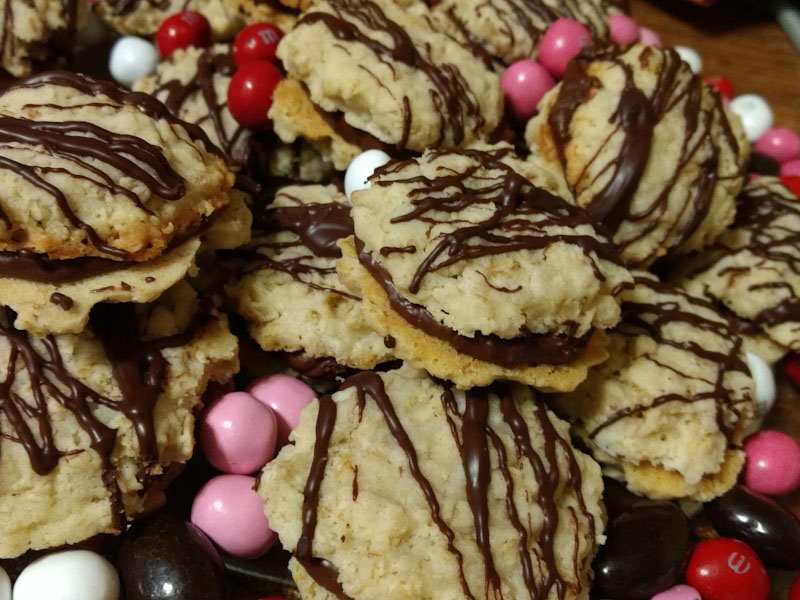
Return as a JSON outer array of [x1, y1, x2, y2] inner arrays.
[[790, 572, 800, 600], [786, 352, 800, 387], [233, 23, 283, 67], [782, 175, 800, 197], [156, 11, 211, 57], [227, 60, 282, 129], [119, 513, 227, 600], [704, 74, 734, 99], [686, 538, 770, 600], [705, 485, 800, 569], [593, 503, 691, 600]]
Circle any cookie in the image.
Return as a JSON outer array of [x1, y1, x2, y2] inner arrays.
[[0, 0, 79, 77], [429, 0, 622, 65], [231, 0, 300, 32], [0, 71, 234, 262], [551, 274, 757, 502], [94, 0, 244, 39], [225, 184, 393, 370], [271, 0, 503, 170], [0, 282, 239, 557], [678, 177, 800, 355], [526, 43, 749, 267], [260, 364, 604, 600], [339, 145, 632, 390]]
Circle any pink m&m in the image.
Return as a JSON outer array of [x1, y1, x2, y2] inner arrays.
[[247, 374, 316, 447], [538, 19, 592, 79], [650, 585, 701, 600], [608, 14, 640, 45], [744, 430, 800, 495], [200, 391, 277, 474], [191, 474, 276, 559], [755, 128, 800, 164], [780, 158, 800, 178], [500, 60, 555, 121], [638, 26, 662, 47]]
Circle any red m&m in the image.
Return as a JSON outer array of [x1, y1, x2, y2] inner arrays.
[[234, 23, 284, 67], [227, 60, 283, 130], [156, 11, 211, 57], [686, 538, 769, 600]]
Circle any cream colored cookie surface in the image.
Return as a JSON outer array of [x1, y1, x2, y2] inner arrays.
[[260, 364, 605, 600], [94, 0, 244, 38], [526, 44, 749, 267], [0, 282, 239, 558]]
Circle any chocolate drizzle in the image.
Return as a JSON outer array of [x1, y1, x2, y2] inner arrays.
[[546, 45, 745, 265], [0, 302, 209, 532], [296, 371, 598, 600], [588, 276, 750, 440], [297, 0, 486, 148]]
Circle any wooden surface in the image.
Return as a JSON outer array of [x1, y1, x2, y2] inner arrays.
[[632, 0, 800, 132]]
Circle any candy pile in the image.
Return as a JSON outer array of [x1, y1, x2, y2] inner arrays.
[[0, 1, 798, 600]]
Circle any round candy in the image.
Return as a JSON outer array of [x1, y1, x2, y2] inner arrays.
[[638, 26, 662, 47], [744, 351, 775, 422], [156, 11, 211, 57], [754, 127, 800, 164], [593, 504, 691, 600], [344, 149, 392, 202], [729, 94, 774, 142], [120, 514, 227, 600], [537, 18, 592, 79], [674, 45, 702, 74], [13, 550, 120, 600], [191, 474, 276, 559], [247, 374, 316, 447], [686, 538, 770, 600], [200, 391, 278, 474], [234, 23, 283, 67], [791, 572, 800, 600], [0, 566, 8, 600], [500, 60, 555, 121], [651, 585, 701, 600], [744, 429, 800, 495], [780, 158, 800, 178], [607, 14, 639, 45], [782, 175, 800, 197], [705, 485, 800, 570], [704, 75, 734, 100], [108, 36, 159, 88], [227, 60, 282, 129]]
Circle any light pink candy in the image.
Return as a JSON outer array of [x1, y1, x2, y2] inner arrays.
[[651, 585, 701, 600], [744, 430, 800, 496], [247, 374, 316, 447], [538, 18, 592, 79], [200, 391, 277, 475], [780, 158, 800, 178], [755, 128, 800, 164], [500, 60, 555, 121], [608, 14, 640, 45], [638, 26, 662, 47], [191, 474, 276, 558]]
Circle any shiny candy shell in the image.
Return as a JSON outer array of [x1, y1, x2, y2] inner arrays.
[[729, 94, 774, 142], [650, 585, 701, 600], [782, 175, 800, 197], [686, 538, 770, 600], [674, 46, 702, 74], [754, 127, 800, 164], [607, 14, 639, 45], [247, 374, 317, 447], [191, 474, 276, 559], [744, 429, 800, 495], [638, 26, 662, 47], [13, 550, 120, 600], [344, 149, 392, 202], [745, 351, 775, 423], [780, 158, 800, 178], [234, 23, 284, 66], [537, 18, 592, 79], [593, 503, 691, 600], [156, 11, 211, 57], [704, 75, 734, 100], [791, 572, 800, 600], [0, 566, 8, 600], [108, 36, 159, 88], [200, 391, 278, 474], [227, 60, 282, 130], [119, 514, 227, 600], [705, 485, 800, 570], [500, 60, 555, 121]]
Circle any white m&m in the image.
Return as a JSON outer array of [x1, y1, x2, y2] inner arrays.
[[14, 550, 120, 600], [344, 149, 392, 202], [109, 36, 159, 88]]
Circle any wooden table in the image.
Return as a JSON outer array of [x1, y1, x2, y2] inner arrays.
[[632, 0, 800, 133]]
